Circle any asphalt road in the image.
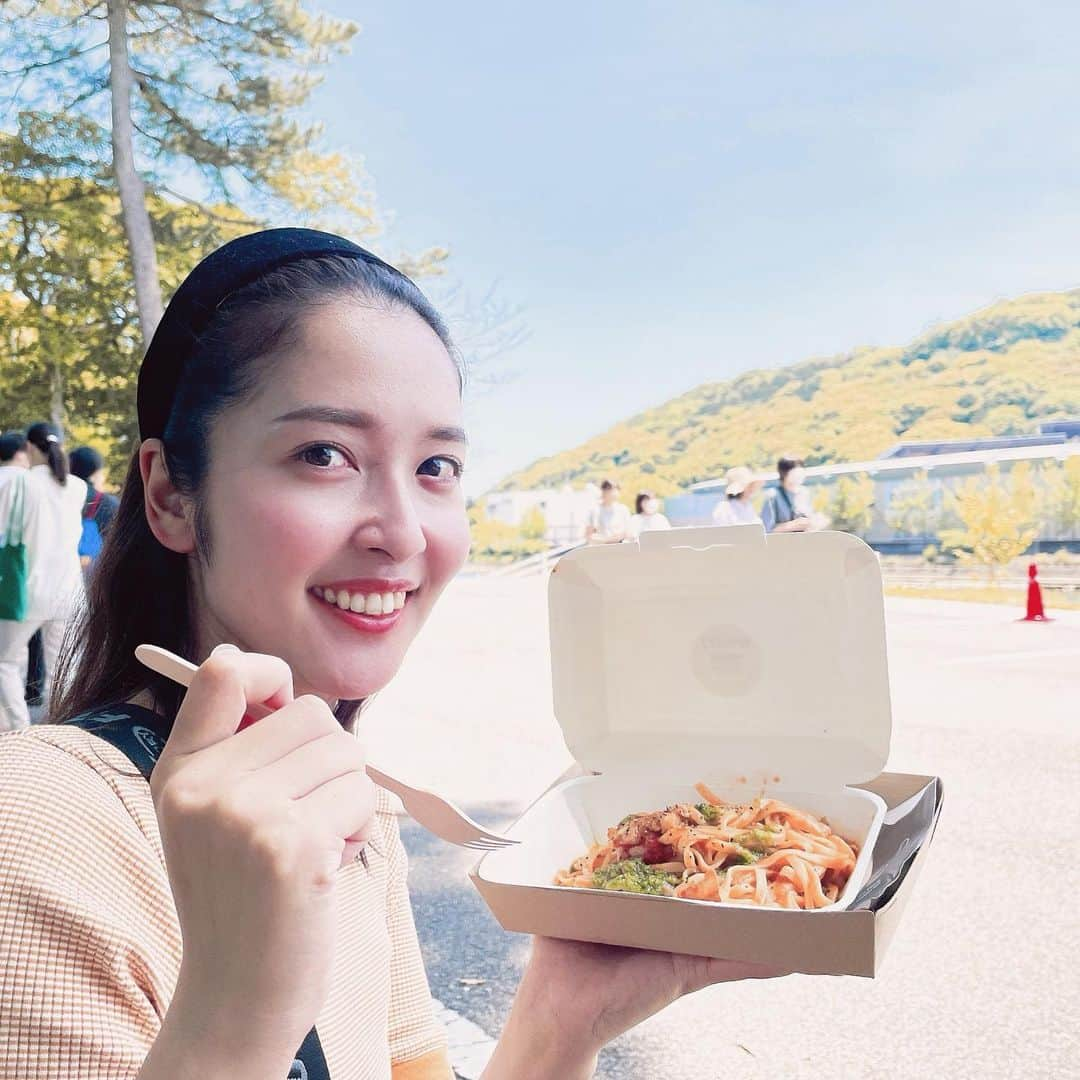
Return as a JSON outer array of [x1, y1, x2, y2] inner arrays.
[[376, 584, 1079, 1079]]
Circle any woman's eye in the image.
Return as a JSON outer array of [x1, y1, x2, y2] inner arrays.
[[418, 455, 463, 481], [298, 444, 349, 469]]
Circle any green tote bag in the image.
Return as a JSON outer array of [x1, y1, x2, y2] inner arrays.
[[0, 477, 28, 621]]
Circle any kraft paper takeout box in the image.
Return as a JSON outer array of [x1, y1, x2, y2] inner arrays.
[[470, 524, 941, 977]]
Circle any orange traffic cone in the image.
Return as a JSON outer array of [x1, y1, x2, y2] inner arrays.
[[1020, 562, 1053, 622]]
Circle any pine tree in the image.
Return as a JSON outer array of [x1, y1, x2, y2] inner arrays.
[[0, 0, 417, 345]]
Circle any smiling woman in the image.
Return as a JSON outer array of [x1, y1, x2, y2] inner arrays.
[[0, 229, 780, 1080]]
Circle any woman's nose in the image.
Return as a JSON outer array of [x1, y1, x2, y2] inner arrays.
[[350, 477, 427, 563]]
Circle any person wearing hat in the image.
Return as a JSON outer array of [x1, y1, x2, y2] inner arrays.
[[711, 465, 764, 527], [0, 230, 779, 1079]]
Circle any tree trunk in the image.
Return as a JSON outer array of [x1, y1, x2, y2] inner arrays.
[[50, 359, 65, 431], [107, 0, 164, 345]]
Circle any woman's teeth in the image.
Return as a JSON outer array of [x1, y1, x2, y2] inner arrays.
[[314, 587, 407, 615]]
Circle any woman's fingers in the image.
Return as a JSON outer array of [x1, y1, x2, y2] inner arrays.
[[254, 724, 366, 798], [294, 769, 378, 847], [208, 694, 342, 772], [163, 647, 294, 760], [688, 956, 788, 993]]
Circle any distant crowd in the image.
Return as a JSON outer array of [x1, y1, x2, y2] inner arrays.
[[583, 455, 825, 544], [0, 423, 117, 731]]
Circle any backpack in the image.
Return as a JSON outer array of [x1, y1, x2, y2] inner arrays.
[[78, 491, 104, 560]]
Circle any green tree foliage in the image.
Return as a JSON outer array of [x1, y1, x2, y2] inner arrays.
[[519, 505, 548, 540], [0, 0, 446, 343], [496, 290, 1080, 496], [1035, 457, 1080, 535], [820, 475, 875, 535], [467, 503, 547, 564], [0, 138, 251, 468], [938, 464, 1040, 579]]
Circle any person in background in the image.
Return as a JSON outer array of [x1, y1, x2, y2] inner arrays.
[[760, 456, 813, 533], [711, 466, 763, 527], [69, 445, 120, 571], [0, 431, 37, 709], [0, 431, 30, 486], [0, 422, 86, 730], [584, 478, 632, 544], [629, 490, 671, 538]]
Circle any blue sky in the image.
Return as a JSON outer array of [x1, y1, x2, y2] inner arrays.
[[312, 1, 1080, 493]]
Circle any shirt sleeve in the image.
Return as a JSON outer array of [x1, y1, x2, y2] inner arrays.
[[0, 474, 18, 546], [384, 813, 453, 1078], [0, 734, 177, 1079], [760, 493, 778, 532]]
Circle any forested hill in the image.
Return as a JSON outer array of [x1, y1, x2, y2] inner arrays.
[[495, 288, 1080, 496]]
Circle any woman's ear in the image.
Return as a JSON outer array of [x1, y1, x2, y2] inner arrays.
[[139, 439, 196, 554]]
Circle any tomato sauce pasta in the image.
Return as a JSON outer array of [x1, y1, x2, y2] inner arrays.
[[554, 782, 858, 909]]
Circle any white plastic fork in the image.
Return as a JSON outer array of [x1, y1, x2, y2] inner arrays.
[[133, 644, 519, 852]]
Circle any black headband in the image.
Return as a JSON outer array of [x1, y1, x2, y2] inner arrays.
[[137, 227, 393, 440]]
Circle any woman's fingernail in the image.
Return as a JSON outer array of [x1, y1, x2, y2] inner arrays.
[[212, 643, 239, 655]]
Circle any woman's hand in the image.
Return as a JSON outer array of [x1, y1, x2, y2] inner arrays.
[[484, 937, 786, 1078], [147, 645, 377, 1073]]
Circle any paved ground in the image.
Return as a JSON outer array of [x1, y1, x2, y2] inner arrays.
[[365, 579, 1080, 1079]]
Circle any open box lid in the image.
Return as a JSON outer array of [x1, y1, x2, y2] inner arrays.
[[548, 524, 892, 788]]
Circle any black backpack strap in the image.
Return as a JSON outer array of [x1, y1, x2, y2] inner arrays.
[[66, 706, 332, 1080], [67, 706, 170, 780]]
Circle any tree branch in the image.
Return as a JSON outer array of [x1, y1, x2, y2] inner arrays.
[[158, 183, 259, 227], [0, 41, 106, 80]]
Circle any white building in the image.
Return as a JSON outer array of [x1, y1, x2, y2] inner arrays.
[[482, 484, 600, 545]]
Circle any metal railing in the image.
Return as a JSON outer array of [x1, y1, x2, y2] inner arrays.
[[487, 540, 586, 578]]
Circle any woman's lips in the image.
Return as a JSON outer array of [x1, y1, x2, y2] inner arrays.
[[310, 585, 410, 635]]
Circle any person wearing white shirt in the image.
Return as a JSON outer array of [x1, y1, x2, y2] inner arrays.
[[712, 466, 764, 527], [0, 422, 85, 730], [629, 490, 672, 539], [0, 431, 29, 492], [584, 478, 632, 544]]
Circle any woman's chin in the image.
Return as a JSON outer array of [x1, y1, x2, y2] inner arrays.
[[298, 661, 400, 704]]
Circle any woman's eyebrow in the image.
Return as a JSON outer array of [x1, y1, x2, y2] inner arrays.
[[273, 405, 468, 444]]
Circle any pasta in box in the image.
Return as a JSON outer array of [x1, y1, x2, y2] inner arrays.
[[470, 524, 939, 977]]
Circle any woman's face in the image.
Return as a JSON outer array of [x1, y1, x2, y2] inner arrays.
[[784, 466, 806, 490], [191, 299, 471, 701]]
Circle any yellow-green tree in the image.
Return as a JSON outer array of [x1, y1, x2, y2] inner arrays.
[[939, 463, 1039, 579], [1036, 457, 1080, 536], [519, 506, 548, 541], [0, 152, 251, 471], [820, 475, 875, 535], [467, 503, 547, 564]]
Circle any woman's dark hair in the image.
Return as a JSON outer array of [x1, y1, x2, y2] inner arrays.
[[634, 491, 654, 514], [777, 456, 805, 482], [53, 253, 458, 732], [26, 422, 68, 485], [69, 445, 105, 482]]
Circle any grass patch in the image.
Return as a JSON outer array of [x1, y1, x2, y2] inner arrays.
[[885, 584, 1080, 610]]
